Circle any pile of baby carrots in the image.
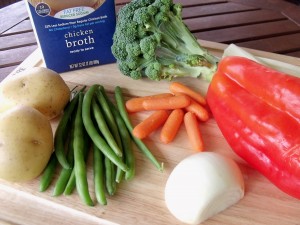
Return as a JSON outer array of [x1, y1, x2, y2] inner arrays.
[[126, 82, 209, 152]]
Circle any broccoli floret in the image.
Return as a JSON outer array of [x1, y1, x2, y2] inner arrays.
[[112, 0, 218, 81]]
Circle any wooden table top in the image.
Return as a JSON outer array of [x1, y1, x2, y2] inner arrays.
[[1, 0, 300, 82], [1, 1, 300, 225]]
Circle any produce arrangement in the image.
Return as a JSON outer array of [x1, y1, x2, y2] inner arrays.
[[40, 84, 163, 206], [127, 82, 209, 151], [1, 0, 300, 224], [207, 56, 300, 200], [0, 67, 70, 182]]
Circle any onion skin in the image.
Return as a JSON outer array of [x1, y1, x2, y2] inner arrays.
[[165, 152, 244, 224]]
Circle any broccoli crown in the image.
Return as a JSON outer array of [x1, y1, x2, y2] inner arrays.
[[111, 0, 219, 81]]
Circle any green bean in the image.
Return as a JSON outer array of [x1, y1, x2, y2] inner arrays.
[[114, 86, 163, 172], [63, 169, 76, 195], [105, 157, 117, 196], [39, 153, 58, 192], [73, 92, 94, 206], [103, 88, 135, 180], [64, 119, 91, 196], [98, 86, 126, 182], [93, 143, 107, 205], [96, 86, 122, 150], [54, 93, 80, 169], [82, 85, 128, 172], [52, 112, 76, 196], [52, 167, 73, 196], [111, 105, 135, 181], [91, 98, 122, 157]]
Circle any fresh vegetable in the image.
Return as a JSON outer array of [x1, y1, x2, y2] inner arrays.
[[111, 0, 218, 81], [169, 82, 206, 105], [184, 112, 204, 152], [64, 170, 76, 195], [82, 85, 128, 172], [223, 44, 300, 77], [110, 103, 136, 181], [96, 87, 122, 151], [142, 94, 191, 111], [104, 157, 117, 196], [39, 85, 161, 205], [92, 98, 122, 157], [0, 67, 70, 119], [218, 56, 300, 123], [160, 108, 184, 144], [39, 153, 58, 192], [115, 86, 163, 171], [0, 105, 53, 182], [54, 92, 79, 169], [207, 56, 300, 199], [126, 93, 173, 113], [133, 110, 169, 139], [73, 92, 94, 206], [96, 86, 125, 183], [127, 82, 209, 148], [165, 152, 244, 225], [52, 113, 76, 196], [185, 98, 209, 122], [93, 143, 107, 205]]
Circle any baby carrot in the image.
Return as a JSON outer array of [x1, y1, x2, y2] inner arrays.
[[185, 98, 209, 122], [142, 94, 191, 111], [133, 110, 169, 139], [160, 109, 184, 144], [126, 93, 173, 113], [169, 82, 206, 105], [184, 111, 204, 152]]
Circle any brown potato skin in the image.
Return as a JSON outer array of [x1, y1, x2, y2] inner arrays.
[[0, 67, 70, 120], [0, 105, 53, 182]]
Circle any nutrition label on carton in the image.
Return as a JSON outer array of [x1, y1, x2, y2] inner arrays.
[[26, 0, 116, 73], [44, 16, 108, 53]]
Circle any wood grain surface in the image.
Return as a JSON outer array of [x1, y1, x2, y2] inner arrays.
[[0, 41, 300, 225]]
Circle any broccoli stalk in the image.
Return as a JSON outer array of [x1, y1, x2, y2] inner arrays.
[[111, 0, 218, 81]]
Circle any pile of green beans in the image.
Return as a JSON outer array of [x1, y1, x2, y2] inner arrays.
[[39, 85, 163, 206]]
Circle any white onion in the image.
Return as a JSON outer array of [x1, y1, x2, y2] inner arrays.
[[165, 152, 245, 224]]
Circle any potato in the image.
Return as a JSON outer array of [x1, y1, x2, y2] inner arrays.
[[0, 67, 70, 119], [0, 105, 54, 182]]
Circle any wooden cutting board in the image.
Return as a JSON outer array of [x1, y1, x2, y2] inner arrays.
[[1, 40, 300, 225]]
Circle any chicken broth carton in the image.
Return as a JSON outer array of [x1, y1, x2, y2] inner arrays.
[[26, 0, 116, 73]]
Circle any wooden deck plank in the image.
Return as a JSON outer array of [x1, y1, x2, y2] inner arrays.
[[0, 45, 37, 68], [173, 0, 227, 7], [0, 31, 36, 50], [236, 33, 300, 54], [0, 1, 27, 34], [114, 0, 228, 7], [182, 2, 259, 19], [184, 9, 286, 32], [0, 66, 17, 82], [114, 0, 230, 12], [230, 0, 300, 25], [3, 19, 33, 35], [286, 51, 300, 58], [195, 20, 300, 43]]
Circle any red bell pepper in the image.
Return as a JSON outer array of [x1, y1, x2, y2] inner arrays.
[[207, 56, 300, 199]]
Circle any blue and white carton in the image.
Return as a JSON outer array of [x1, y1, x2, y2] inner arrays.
[[26, 0, 116, 73]]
